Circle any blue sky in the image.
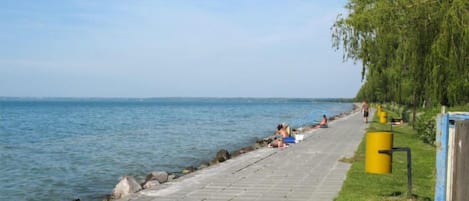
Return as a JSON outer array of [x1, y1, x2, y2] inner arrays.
[[0, 0, 361, 98]]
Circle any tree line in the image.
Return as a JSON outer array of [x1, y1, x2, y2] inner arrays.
[[332, 0, 468, 107]]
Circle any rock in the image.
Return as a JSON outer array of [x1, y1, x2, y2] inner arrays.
[[255, 138, 265, 144], [254, 139, 269, 147], [242, 146, 254, 152], [145, 171, 169, 183], [142, 180, 160, 189], [231, 144, 261, 158], [182, 166, 196, 174], [251, 143, 262, 149], [209, 159, 220, 166], [215, 149, 231, 162], [259, 141, 269, 147], [167, 174, 176, 182], [111, 176, 142, 199], [230, 150, 242, 158], [101, 194, 112, 201], [198, 161, 210, 170], [140, 171, 168, 190]]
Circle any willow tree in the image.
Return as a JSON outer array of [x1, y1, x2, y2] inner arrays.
[[427, 0, 469, 106], [333, 0, 469, 107]]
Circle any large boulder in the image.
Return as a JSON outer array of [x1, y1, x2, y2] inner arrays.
[[111, 176, 142, 199], [215, 149, 231, 162], [140, 171, 168, 190], [144, 171, 169, 183]]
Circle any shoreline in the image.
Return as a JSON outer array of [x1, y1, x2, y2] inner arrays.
[[104, 102, 361, 201]]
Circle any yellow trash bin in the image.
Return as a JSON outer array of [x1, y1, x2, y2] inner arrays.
[[380, 111, 388, 123], [365, 132, 393, 174], [377, 105, 382, 116]]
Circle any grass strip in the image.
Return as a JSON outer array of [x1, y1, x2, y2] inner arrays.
[[335, 110, 435, 201]]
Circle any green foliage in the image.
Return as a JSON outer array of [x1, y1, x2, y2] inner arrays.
[[333, 0, 469, 107], [414, 108, 440, 145], [385, 104, 469, 145], [335, 111, 435, 201], [448, 104, 469, 112]]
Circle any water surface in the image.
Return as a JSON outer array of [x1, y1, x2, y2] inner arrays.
[[0, 98, 353, 201]]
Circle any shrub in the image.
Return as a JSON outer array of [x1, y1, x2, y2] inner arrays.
[[414, 108, 440, 145]]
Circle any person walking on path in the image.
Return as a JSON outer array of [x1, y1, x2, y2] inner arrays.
[[362, 100, 369, 123]]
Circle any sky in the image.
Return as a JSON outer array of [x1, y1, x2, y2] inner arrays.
[[0, 0, 361, 98]]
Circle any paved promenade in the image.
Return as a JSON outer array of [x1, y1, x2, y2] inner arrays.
[[117, 110, 370, 201]]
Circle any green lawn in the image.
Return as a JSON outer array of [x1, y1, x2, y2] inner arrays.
[[335, 111, 435, 201]]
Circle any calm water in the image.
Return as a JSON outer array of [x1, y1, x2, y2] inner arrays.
[[0, 98, 353, 201]]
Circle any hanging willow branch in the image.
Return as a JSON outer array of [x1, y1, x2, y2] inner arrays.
[[332, 0, 469, 106]]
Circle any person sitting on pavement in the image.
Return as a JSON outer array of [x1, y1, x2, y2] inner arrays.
[[281, 122, 291, 137], [278, 124, 290, 138], [315, 114, 328, 128], [268, 124, 289, 148]]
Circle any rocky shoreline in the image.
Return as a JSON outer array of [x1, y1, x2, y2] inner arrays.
[[89, 103, 361, 201]]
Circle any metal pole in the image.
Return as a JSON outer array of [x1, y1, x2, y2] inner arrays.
[[378, 147, 412, 198], [406, 147, 412, 198]]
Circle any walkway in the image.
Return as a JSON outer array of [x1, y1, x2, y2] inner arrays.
[[117, 110, 370, 201]]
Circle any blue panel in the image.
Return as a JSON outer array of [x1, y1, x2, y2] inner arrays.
[[435, 112, 469, 201], [435, 114, 448, 201], [448, 112, 469, 121]]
